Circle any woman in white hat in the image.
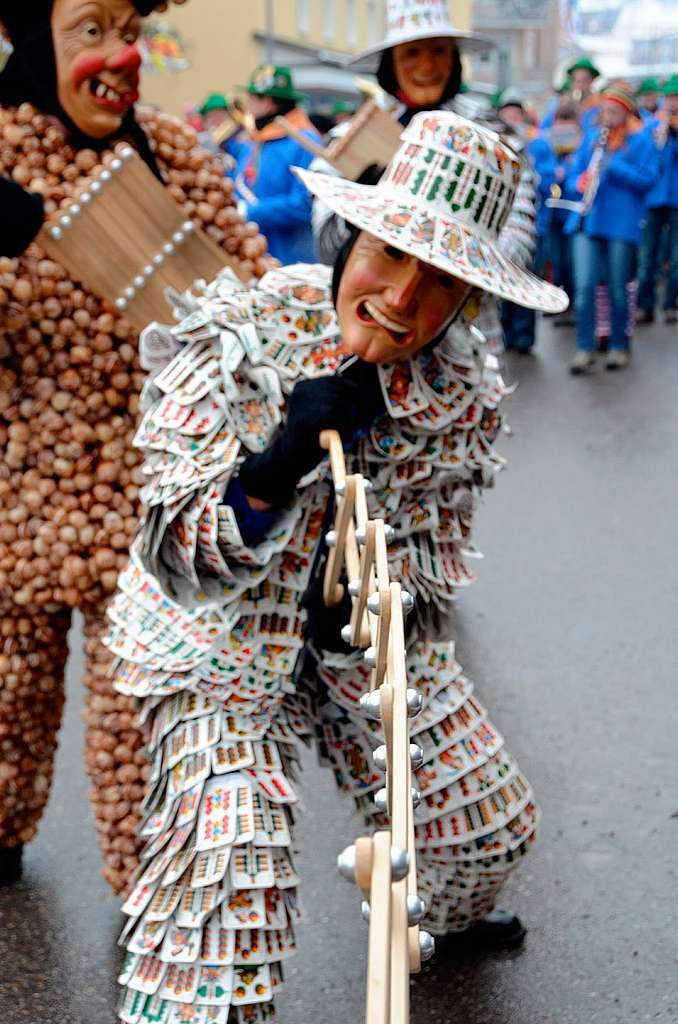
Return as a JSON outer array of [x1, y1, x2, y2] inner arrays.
[[108, 112, 567, 1024], [314, 0, 539, 358], [350, 0, 489, 127]]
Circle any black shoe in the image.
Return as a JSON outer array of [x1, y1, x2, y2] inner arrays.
[[437, 908, 527, 955], [0, 845, 24, 887], [636, 310, 654, 325]]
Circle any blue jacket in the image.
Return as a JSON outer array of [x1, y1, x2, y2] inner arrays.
[[645, 122, 678, 210], [236, 113, 320, 264], [542, 97, 599, 135], [565, 126, 659, 243], [526, 135, 557, 237]]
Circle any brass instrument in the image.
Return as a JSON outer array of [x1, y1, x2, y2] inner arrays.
[[546, 125, 609, 216], [212, 97, 254, 146]]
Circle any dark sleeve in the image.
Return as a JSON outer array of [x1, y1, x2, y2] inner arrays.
[[224, 476, 282, 548], [0, 178, 44, 257]]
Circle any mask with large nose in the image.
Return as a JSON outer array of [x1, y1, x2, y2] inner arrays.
[[51, 0, 142, 139]]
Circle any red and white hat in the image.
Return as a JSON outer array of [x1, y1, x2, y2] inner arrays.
[[351, 0, 491, 65], [296, 110, 568, 313]]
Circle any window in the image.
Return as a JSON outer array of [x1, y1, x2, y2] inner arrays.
[[323, 0, 336, 42], [524, 29, 537, 70], [367, 0, 380, 45], [297, 0, 310, 35], [346, 0, 357, 48]]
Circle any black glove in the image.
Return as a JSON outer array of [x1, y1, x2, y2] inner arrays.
[[239, 363, 384, 507], [0, 178, 44, 258]]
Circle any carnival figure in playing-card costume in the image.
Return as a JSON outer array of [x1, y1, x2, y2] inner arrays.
[[0, 0, 271, 891], [106, 112, 567, 1023]]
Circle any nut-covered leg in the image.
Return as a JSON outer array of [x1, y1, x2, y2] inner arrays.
[[0, 607, 71, 863], [82, 609, 147, 895]]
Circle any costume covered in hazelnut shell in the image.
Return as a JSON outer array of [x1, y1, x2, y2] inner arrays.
[[105, 263, 538, 1023], [0, 100, 272, 893]]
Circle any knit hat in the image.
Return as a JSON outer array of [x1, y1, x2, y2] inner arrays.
[[566, 56, 600, 78], [636, 77, 660, 96], [199, 92, 229, 115], [351, 0, 491, 67], [600, 80, 638, 116], [663, 74, 678, 96], [296, 110, 568, 313], [243, 65, 305, 102]]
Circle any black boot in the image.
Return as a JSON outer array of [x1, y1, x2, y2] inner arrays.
[[0, 845, 24, 887], [438, 908, 527, 955]]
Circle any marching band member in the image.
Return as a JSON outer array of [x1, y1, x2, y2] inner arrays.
[[637, 75, 678, 326], [566, 56, 601, 134], [635, 77, 662, 122], [233, 64, 320, 265], [547, 101, 583, 323], [496, 88, 557, 353], [566, 81, 658, 374], [106, 111, 567, 1024], [541, 58, 600, 134]]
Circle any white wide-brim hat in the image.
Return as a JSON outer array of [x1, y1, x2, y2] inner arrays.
[[296, 111, 568, 314], [350, 0, 493, 67]]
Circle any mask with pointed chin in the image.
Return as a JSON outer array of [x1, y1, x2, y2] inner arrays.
[[52, 0, 142, 139]]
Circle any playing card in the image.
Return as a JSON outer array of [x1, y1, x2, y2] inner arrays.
[[196, 775, 255, 853], [378, 362, 429, 419], [230, 848, 275, 891], [200, 916, 236, 966], [175, 882, 227, 930], [158, 962, 201, 1004], [231, 964, 272, 1006], [190, 848, 232, 889], [160, 924, 202, 965], [244, 770, 298, 806], [127, 953, 168, 995], [222, 888, 267, 929]]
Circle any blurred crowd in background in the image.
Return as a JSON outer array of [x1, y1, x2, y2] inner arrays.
[[186, 46, 676, 376]]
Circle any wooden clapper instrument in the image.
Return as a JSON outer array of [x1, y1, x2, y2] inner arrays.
[[275, 87, 402, 180], [320, 430, 435, 1024], [36, 142, 246, 331]]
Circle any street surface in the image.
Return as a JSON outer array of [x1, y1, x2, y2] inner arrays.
[[1, 320, 677, 1024]]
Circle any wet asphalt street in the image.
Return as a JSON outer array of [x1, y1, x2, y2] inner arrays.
[[1, 318, 677, 1024]]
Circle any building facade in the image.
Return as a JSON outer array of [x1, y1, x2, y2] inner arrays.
[[141, 0, 473, 115], [470, 0, 561, 99]]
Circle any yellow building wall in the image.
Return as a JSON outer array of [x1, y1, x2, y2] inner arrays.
[[141, 0, 473, 117]]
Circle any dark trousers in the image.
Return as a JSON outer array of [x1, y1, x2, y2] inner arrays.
[[637, 206, 678, 313], [500, 235, 549, 352], [550, 218, 574, 301]]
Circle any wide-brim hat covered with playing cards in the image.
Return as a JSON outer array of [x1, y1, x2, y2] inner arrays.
[[296, 110, 568, 313], [350, 0, 491, 65]]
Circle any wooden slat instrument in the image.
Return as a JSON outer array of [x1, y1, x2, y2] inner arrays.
[[321, 430, 434, 1024], [275, 96, 402, 180], [36, 142, 246, 331]]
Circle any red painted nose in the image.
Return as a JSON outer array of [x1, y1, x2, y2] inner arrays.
[[106, 44, 142, 76]]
